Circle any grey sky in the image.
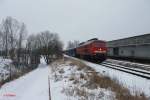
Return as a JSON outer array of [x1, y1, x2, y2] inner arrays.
[[0, 0, 150, 47]]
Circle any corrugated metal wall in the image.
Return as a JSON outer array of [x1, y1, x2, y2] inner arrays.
[[107, 33, 150, 59]]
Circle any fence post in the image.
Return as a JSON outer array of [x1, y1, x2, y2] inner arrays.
[[48, 76, 51, 100]]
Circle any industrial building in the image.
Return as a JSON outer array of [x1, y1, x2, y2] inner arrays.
[[107, 33, 150, 60]]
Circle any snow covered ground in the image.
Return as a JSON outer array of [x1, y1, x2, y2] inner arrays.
[[84, 60, 150, 96], [49, 60, 115, 100], [0, 56, 149, 100], [0, 58, 50, 100], [0, 57, 116, 100]]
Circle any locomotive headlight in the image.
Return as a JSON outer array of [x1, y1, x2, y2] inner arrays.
[[99, 48, 102, 51]]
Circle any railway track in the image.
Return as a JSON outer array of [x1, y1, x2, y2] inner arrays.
[[66, 55, 150, 79], [100, 62, 150, 79], [106, 59, 150, 71]]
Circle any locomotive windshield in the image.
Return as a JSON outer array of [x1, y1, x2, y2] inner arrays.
[[94, 42, 106, 47]]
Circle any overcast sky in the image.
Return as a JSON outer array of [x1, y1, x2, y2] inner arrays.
[[0, 0, 150, 46]]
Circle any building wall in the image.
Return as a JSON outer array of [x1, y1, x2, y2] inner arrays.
[[134, 45, 150, 59], [107, 34, 150, 60], [107, 48, 113, 56], [107, 45, 150, 59]]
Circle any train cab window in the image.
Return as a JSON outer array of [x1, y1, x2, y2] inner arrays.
[[94, 42, 105, 47]]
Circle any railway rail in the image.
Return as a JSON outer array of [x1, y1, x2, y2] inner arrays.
[[106, 59, 150, 71], [100, 62, 150, 79], [65, 55, 150, 79]]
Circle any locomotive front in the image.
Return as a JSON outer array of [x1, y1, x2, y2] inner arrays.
[[91, 40, 107, 61]]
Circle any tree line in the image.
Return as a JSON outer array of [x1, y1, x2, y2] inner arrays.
[[27, 31, 63, 64], [67, 40, 80, 49], [0, 16, 63, 68]]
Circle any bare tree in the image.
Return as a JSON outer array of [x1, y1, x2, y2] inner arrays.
[[26, 34, 41, 66], [0, 30, 3, 56], [38, 31, 63, 64], [17, 23, 27, 65], [0, 18, 9, 57], [26, 31, 63, 64], [67, 40, 80, 49], [0, 17, 28, 62], [73, 40, 80, 48], [0, 17, 27, 60], [1, 16, 63, 67], [67, 41, 73, 49]]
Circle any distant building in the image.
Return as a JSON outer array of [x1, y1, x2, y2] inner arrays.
[[107, 33, 150, 60]]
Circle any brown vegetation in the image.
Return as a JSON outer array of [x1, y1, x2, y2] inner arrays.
[[66, 57, 149, 100]]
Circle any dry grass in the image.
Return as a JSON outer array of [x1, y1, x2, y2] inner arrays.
[[69, 59, 86, 70], [62, 86, 108, 100], [88, 72, 148, 100], [66, 57, 149, 100], [68, 58, 94, 72], [59, 69, 65, 74], [69, 74, 75, 81], [62, 87, 87, 98]]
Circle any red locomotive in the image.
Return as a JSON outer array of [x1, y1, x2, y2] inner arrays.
[[76, 38, 107, 61], [65, 38, 107, 62]]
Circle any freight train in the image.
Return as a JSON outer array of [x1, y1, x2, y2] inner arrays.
[[65, 38, 107, 62]]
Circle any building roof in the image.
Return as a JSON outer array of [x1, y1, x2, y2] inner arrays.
[[107, 33, 150, 47]]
